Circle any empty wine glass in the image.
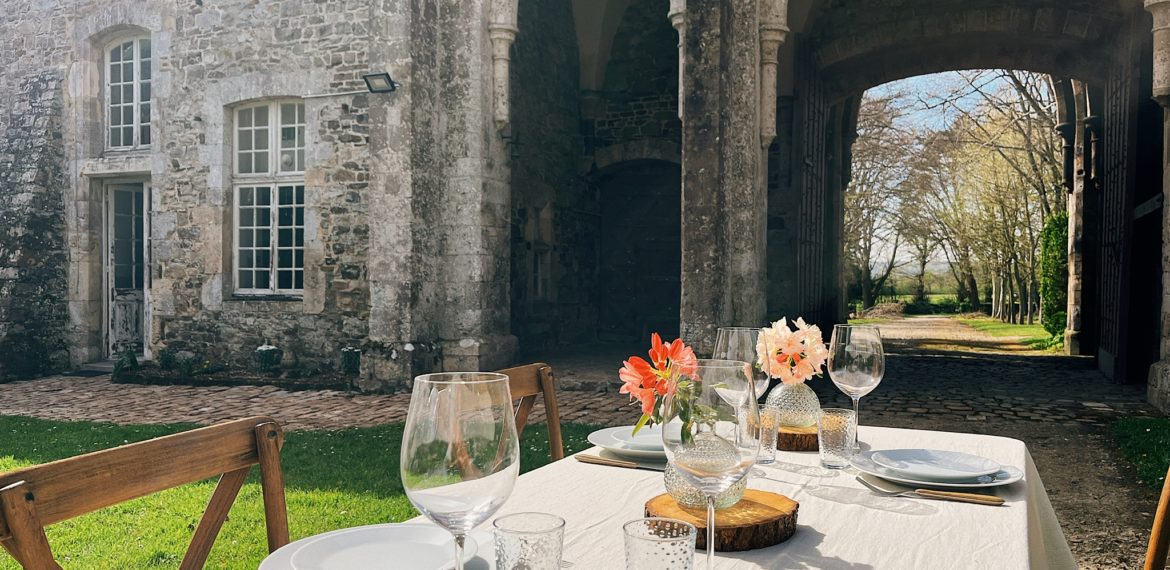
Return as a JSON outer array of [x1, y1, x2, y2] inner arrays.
[[712, 327, 769, 401], [401, 372, 521, 570], [662, 359, 760, 569], [827, 325, 885, 450]]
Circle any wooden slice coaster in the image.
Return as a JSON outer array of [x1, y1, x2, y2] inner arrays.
[[776, 424, 818, 452], [644, 489, 798, 551]]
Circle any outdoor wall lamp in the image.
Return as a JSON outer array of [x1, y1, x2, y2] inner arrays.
[[303, 72, 399, 99]]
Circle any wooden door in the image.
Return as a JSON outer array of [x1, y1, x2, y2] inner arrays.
[[107, 183, 145, 355]]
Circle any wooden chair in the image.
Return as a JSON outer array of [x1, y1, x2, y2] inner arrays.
[[496, 363, 565, 461], [0, 416, 289, 570], [1147, 464, 1170, 569]]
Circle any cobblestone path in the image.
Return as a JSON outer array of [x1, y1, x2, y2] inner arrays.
[[0, 315, 1161, 567]]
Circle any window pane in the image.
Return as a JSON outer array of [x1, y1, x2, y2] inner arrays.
[[254, 152, 268, 173], [296, 185, 304, 203], [256, 230, 270, 248], [111, 64, 121, 84], [239, 132, 252, 151], [294, 272, 303, 290], [240, 250, 254, 269], [139, 39, 151, 59], [140, 61, 151, 81], [239, 271, 253, 289], [256, 186, 271, 205], [140, 82, 150, 102], [110, 128, 121, 147], [115, 265, 132, 289], [240, 187, 254, 206], [123, 84, 133, 103], [139, 102, 150, 123], [295, 227, 304, 247], [240, 228, 253, 247], [295, 250, 304, 267], [240, 208, 254, 226], [140, 125, 150, 146], [281, 104, 295, 125], [256, 270, 270, 289], [122, 41, 133, 59], [278, 228, 291, 247], [123, 126, 133, 143], [278, 249, 292, 268], [258, 209, 271, 226], [238, 153, 252, 174], [254, 129, 269, 150], [277, 271, 292, 290], [254, 106, 268, 126], [280, 150, 295, 172], [279, 186, 293, 205], [295, 207, 304, 226], [257, 250, 271, 268], [239, 108, 252, 128], [110, 44, 122, 62]]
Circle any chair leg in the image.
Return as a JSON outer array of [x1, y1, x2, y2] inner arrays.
[[255, 422, 291, 552], [541, 369, 565, 461], [1146, 465, 1170, 570], [0, 481, 61, 570], [180, 467, 250, 570]]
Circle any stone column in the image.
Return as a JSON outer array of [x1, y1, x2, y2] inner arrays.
[[489, 0, 519, 131], [679, 0, 765, 353], [1061, 81, 1087, 355], [1144, 0, 1170, 410], [669, 0, 686, 119], [758, 0, 788, 149]]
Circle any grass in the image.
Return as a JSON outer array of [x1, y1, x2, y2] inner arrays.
[[1113, 417, 1170, 490], [954, 316, 1060, 350], [0, 416, 601, 569], [848, 318, 888, 325]]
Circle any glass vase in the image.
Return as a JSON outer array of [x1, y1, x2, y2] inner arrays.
[[664, 462, 746, 509], [763, 381, 821, 428]]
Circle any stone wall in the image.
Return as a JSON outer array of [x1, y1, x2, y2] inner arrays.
[[509, 0, 592, 351], [0, 72, 70, 380]]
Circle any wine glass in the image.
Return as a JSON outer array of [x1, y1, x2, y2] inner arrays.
[[662, 359, 760, 568], [827, 325, 885, 450], [712, 327, 769, 402], [401, 372, 521, 570]]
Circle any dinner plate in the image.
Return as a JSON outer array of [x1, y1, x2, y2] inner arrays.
[[288, 524, 478, 570], [610, 425, 664, 450], [587, 426, 668, 460], [871, 448, 1002, 482], [851, 450, 1023, 489]]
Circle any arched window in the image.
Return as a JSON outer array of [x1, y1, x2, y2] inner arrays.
[[106, 36, 152, 150], [233, 99, 306, 294]]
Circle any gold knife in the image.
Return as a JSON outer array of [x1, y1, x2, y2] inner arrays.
[[574, 454, 666, 472]]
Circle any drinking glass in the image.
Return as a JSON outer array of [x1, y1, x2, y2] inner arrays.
[[401, 372, 521, 570], [827, 325, 884, 449], [623, 518, 698, 570], [662, 359, 760, 568], [817, 408, 856, 469], [493, 512, 566, 570], [712, 327, 769, 401]]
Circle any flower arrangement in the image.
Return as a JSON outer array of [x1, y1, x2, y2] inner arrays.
[[619, 333, 698, 433], [756, 317, 828, 384]]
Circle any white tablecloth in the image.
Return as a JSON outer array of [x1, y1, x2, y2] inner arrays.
[[266, 426, 1076, 569]]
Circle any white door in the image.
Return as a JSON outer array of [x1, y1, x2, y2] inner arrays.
[[106, 183, 146, 355]]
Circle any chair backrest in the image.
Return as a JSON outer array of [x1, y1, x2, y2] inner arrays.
[[496, 363, 564, 461], [0, 416, 289, 570], [1146, 464, 1170, 569]]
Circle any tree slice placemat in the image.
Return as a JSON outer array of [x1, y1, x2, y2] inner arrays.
[[777, 424, 818, 452], [644, 489, 799, 551]]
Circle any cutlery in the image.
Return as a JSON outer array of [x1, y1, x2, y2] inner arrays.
[[856, 476, 1005, 506], [574, 454, 666, 472]]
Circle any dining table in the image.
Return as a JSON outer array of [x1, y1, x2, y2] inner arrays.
[[260, 425, 1076, 569]]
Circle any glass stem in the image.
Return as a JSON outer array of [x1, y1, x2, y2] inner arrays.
[[453, 533, 466, 570], [852, 396, 861, 450], [706, 495, 716, 568]]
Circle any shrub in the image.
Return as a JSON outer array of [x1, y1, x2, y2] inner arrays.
[[341, 346, 361, 376], [156, 348, 176, 371], [1040, 212, 1069, 337], [177, 356, 198, 379], [111, 350, 139, 381]]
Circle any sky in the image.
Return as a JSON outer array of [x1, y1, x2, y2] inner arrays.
[[865, 71, 1011, 133]]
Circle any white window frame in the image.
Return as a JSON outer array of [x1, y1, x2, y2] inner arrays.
[[232, 99, 306, 296], [105, 36, 152, 151]]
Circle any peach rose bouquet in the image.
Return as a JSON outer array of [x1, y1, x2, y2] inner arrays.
[[619, 333, 698, 433], [756, 317, 828, 384]]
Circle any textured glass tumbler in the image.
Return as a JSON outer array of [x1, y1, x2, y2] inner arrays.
[[818, 408, 857, 469], [757, 408, 781, 464], [493, 512, 565, 570], [623, 518, 697, 570]]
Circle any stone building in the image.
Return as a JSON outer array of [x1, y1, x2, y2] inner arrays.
[[4, 0, 1170, 408]]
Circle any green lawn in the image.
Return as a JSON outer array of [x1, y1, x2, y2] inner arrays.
[[954, 316, 1058, 350], [0, 416, 601, 569], [848, 318, 888, 325], [1113, 417, 1170, 490]]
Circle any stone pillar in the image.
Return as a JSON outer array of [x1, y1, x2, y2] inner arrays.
[[669, 0, 686, 119], [1062, 81, 1087, 355], [1144, 0, 1170, 410], [679, 0, 765, 353], [758, 0, 788, 149], [489, 0, 519, 131]]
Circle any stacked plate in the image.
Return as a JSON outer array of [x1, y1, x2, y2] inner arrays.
[[586, 425, 667, 461], [851, 448, 1023, 489], [259, 524, 491, 570]]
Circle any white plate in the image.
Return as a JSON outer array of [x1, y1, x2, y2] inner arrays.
[[851, 451, 1023, 489], [611, 425, 664, 450], [587, 426, 668, 460], [289, 524, 478, 570], [871, 448, 1002, 482]]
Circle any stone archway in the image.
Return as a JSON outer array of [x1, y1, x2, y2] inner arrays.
[[596, 158, 682, 342]]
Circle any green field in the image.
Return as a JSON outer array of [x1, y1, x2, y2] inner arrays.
[[0, 416, 600, 569], [955, 317, 1059, 350]]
